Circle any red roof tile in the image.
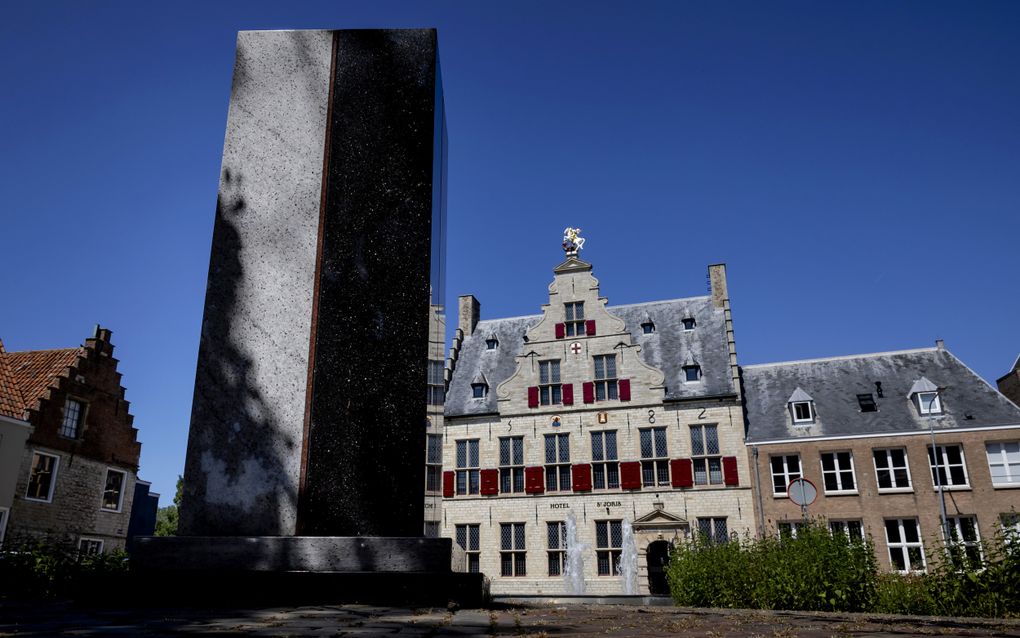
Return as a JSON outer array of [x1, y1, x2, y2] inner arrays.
[[0, 339, 26, 420], [7, 347, 82, 414]]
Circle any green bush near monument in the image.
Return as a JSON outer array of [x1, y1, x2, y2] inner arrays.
[[667, 519, 1020, 617], [0, 538, 127, 599]]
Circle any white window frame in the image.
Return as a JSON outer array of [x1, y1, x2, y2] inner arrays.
[[682, 365, 702, 384], [690, 424, 723, 486], [791, 401, 814, 424], [499, 436, 525, 494], [455, 523, 481, 573], [946, 515, 982, 568], [425, 434, 442, 493], [917, 391, 942, 415], [544, 433, 571, 492], [500, 522, 527, 577], [872, 448, 913, 492], [100, 468, 127, 512], [78, 537, 104, 556], [639, 426, 670, 487], [455, 439, 480, 495], [595, 519, 623, 575], [829, 519, 865, 541], [885, 518, 926, 573], [539, 359, 562, 405], [60, 397, 86, 439], [1000, 513, 1020, 547], [25, 451, 60, 503], [769, 454, 802, 496], [820, 451, 858, 495], [591, 430, 619, 490], [696, 517, 729, 544], [593, 354, 618, 401], [986, 441, 1020, 487], [564, 301, 586, 337], [928, 444, 970, 490], [777, 520, 805, 538], [547, 521, 567, 576]]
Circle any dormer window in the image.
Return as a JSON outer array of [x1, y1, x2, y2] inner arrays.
[[857, 394, 877, 412], [470, 372, 489, 399], [909, 377, 943, 416], [788, 387, 815, 424], [564, 301, 586, 337], [641, 321, 655, 334], [485, 332, 499, 350], [682, 317, 696, 331], [683, 365, 702, 383]]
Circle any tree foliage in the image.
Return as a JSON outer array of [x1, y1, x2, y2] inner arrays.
[[154, 475, 183, 537]]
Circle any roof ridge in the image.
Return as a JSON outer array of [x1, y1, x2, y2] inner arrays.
[[607, 296, 711, 310], [743, 347, 939, 369], [476, 314, 542, 324], [8, 346, 82, 355]]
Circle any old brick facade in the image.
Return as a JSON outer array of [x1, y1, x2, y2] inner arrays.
[[3, 327, 142, 553]]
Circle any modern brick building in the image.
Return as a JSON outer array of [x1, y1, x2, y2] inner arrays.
[[440, 239, 753, 595], [743, 346, 1020, 572], [1, 326, 143, 553]]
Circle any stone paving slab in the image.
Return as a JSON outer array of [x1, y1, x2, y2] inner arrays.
[[2, 602, 1019, 637]]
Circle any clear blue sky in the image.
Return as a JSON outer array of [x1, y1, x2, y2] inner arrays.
[[2, 1, 1018, 503]]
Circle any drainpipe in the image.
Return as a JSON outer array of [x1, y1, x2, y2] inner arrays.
[[752, 446, 766, 538]]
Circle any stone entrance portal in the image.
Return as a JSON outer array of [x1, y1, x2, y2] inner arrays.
[[646, 540, 671, 595]]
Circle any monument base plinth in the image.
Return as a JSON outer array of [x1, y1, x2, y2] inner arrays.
[[126, 536, 485, 607]]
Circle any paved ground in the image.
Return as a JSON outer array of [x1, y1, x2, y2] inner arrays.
[[2, 602, 1019, 637]]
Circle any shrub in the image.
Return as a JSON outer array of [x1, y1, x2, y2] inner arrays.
[[0, 537, 128, 599]]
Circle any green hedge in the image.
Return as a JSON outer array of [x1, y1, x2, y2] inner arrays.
[[667, 520, 1020, 617], [0, 537, 128, 599]]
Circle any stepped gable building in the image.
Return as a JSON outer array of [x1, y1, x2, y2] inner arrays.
[[2, 326, 143, 553], [743, 345, 1020, 572], [997, 354, 1020, 408], [441, 231, 753, 596]]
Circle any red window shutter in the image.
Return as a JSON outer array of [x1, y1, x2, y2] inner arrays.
[[618, 379, 631, 401], [525, 466, 545, 494], [723, 456, 739, 486], [528, 386, 539, 408], [442, 471, 455, 498], [562, 383, 574, 405], [480, 469, 500, 495], [571, 463, 592, 492], [555, 322, 565, 339], [585, 320, 596, 336], [671, 458, 693, 488], [582, 382, 595, 404], [620, 461, 642, 490]]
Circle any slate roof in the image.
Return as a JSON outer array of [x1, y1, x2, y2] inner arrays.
[[445, 296, 734, 417], [0, 340, 26, 420], [7, 348, 82, 414], [743, 348, 1020, 443]]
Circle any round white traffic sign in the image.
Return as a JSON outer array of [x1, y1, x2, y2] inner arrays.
[[787, 478, 817, 507]]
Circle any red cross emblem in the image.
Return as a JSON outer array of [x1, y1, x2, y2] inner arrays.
[[570, 342, 583, 355]]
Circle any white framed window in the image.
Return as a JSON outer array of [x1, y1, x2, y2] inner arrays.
[[485, 336, 498, 350], [829, 519, 865, 541], [820, 451, 857, 494], [427, 360, 445, 406], [499, 436, 525, 493], [454, 524, 480, 572], [78, 538, 104, 556], [682, 365, 702, 383], [639, 427, 669, 486], [640, 321, 655, 334], [564, 301, 586, 337], [544, 433, 571, 492], [25, 452, 59, 502], [500, 522, 526, 577], [946, 515, 982, 569], [547, 521, 567, 576], [425, 434, 442, 493], [101, 468, 127, 512], [593, 354, 618, 401], [873, 448, 912, 491], [539, 360, 562, 405], [986, 442, 1020, 487], [471, 383, 487, 398], [681, 317, 696, 331], [1000, 513, 1020, 548], [917, 391, 943, 415], [595, 520, 623, 575], [691, 424, 723, 485], [928, 444, 969, 489], [791, 401, 814, 424], [769, 454, 802, 496], [0, 507, 8, 546], [591, 430, 619, 489], [455, 439, 479, 495], [885, 518, 926, 572], [697, 517, 729, 544], [777, 521, 805, 538], [60, 398, 86, 439]]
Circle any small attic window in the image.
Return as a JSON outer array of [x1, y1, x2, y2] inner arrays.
[[682, 318, 696, 331], [683, 365, 702, 383], [641, 321, 655, 334], [857, 394, 877, 412], [791, 402, 814, 423], [471, 383, 488, 398], [485, 337, 498, 350], [917, 391, 942, 415]]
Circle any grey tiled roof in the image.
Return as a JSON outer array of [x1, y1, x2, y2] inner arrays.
[[445, 296, 734, 418], [743, 348, 1020, 443]]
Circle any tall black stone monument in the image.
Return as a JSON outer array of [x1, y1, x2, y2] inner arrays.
[[133, 29, 476, 605]]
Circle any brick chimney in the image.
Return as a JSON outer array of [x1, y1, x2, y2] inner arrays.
[[708, 264, 740, 400], [85, 325, 115, 357], [458, 295, 480, 337]]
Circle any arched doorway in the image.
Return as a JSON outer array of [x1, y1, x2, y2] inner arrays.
[[646, 540, 671, 596]]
